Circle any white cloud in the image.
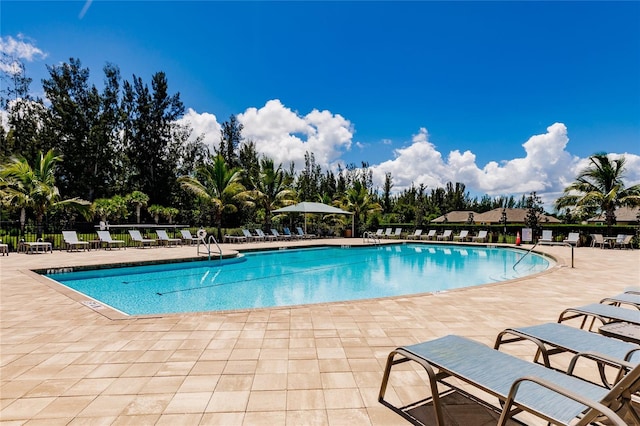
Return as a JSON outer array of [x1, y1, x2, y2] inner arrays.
[[176, 105, 640, 206], [371, 123, 578, 196], [238, 99, 353, 169], [0, 35, 47, 62], [0, 35, 48, 76], [176, 107, 221, 153]]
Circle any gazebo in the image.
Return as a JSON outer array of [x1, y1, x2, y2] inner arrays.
[[272, 202, 354, 236]]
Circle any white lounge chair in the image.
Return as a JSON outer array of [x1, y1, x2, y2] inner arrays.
[[613, 234, 633, 250], [379, 334, 638, 426], [180, 229, 199, 245], [453, 230, 469, 242], [471, 230, 488, 243], [96, 230, 126, 249], [0, 239, 8, 256], [271, 229, 290, 240], [437, 230, 452, 241], [296, 227, 316, 239], [590, 233, 608, 249], [407, 229, 422, 240], [391, 228, 402, 239], [421, 229, 437, 240], [563, 232, 580, 246], [62, 231, 90, 252], [156, 230, 182, 246], [382, 228, 393, 239], [539, 229, 553, 244], [128, 230, 157, 248], [242, 229, 258, 242], [256, 229, 276, 241]]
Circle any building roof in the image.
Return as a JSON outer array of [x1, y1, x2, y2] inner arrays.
[[473, 208, 561, 224], [431, 210, 478, 223], [587, 206, 640, 223]]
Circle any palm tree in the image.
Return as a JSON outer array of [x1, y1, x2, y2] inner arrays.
[[92, 195, 129, 224], [338, 180, 381, 235], [0, 149, 90, 238], [178, 154, 248, 240], [247, 158, 296, 229], [127, 190, 149, 224], [555, 152, 640, 227]]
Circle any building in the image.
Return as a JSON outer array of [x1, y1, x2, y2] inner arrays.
[[587, 206, 640, 225], [473, 208, 561, 225]]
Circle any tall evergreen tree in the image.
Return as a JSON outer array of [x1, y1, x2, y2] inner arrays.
[[122, 71, 185, 204], [217, 115, 243, 168], [42, 58, 110, 200]]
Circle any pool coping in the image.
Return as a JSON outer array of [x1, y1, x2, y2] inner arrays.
[[27, 242, 561, 321]]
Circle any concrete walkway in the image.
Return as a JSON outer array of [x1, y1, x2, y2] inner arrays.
[[1, 238, 638, 425]]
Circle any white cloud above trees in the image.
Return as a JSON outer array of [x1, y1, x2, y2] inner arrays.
[[238, 99, 353, 170], [0, 35, 47, 74], [183, 102, 640, 205]]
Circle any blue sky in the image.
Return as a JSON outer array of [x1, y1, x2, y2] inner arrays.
[[2, 1, 639, 204]]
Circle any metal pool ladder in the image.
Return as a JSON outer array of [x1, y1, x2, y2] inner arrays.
[[197, 233, 222, 261], [363, 231, 381, 245]]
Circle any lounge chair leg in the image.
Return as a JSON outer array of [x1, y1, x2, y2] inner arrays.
[[378, 349, 446, 425]]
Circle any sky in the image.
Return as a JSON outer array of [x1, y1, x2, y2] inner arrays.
[[2, 1, 639, 208]]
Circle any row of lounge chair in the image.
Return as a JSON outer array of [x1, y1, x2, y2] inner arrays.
[[375, 228, 489, 242], [379, 290, 640, 425], [60, 229, 198, 251], [224, 227, 317, 243]]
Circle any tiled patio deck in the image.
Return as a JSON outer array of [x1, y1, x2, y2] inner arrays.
[[1, 238, 638, 425]]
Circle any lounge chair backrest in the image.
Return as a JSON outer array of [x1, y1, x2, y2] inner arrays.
[[97, 230, 113, 242], [567, 232, 579, 242], [394, 228, 402, 235], [271, 229, 280, 237], [541, 230, 552, 241], [384, 228, 392, 236], [414, 229, 422, 236], [284, 227, 292, 235], [156, 230, 169, 239], [375, 229, 384, 236], [427, 230, 436, 237], [62, 231, 80, 242], [181, 230, 193, 239], [477, 230, 487, 238], [443, 230, 452, 237], [255, 229, 265, 237], [129, 230, 143, 241], [296, 227, 305, 236], [459, 230, 468, 237], [242, 229, 252, 238], [593, 234, 604, 243]]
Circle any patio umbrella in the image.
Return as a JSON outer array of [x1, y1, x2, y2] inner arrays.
[[272, 202, 354, 234]]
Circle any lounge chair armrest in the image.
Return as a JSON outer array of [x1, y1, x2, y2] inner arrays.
[[499, 375, 627, 426], [494, 328, 551, 367], [568, 351, 635, 388], [568, 351, 636, 374]]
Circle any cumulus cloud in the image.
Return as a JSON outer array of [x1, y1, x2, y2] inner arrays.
[[238, 99, 353, 169], [178, 103, 640, 207], [0, 35, 47, 73], [176, 108, 221, 152], [369, 123, 640, 206]]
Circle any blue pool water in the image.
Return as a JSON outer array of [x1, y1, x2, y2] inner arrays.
[[44, 244, 551, 315]]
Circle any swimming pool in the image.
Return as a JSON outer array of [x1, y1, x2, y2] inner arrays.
[[44, 244, 551, 316]]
